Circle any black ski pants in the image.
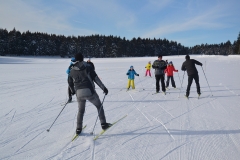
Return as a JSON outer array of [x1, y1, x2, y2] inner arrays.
[[155, 75, 165, 92], [68, 86, 72, 98], [186, 74, 201, 96], [166, 76, 176, 88]]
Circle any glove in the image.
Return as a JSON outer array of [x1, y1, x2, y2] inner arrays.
[[137, 74, 139, 76], [176, 70, 178, 72], [201, 64, 203, 66], [126, 73, 129, 75], [145, 67, 146, 68], [103, 87, 108, 95]]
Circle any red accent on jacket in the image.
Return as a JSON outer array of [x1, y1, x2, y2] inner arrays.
[[165, 65, 178, 76]]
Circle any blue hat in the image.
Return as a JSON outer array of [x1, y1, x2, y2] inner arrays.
[[169, 61, 172, 64], [71, 57, 76, 62], [130, 66, 133, 68]]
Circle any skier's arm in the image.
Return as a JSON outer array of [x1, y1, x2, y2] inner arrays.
[[89, 68, 107, 91], [152, 61, 157, 69], [173, 66, 178, 72], [194, 60, 203, 66], [134, 71, 139, 76], [164, 68, 167, 73], [66, 64, 73, 74]]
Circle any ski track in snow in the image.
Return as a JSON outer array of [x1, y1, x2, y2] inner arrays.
[[1, 56, 240, 159]]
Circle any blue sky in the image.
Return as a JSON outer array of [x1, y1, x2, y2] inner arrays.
[[0, 0, 239, 47]]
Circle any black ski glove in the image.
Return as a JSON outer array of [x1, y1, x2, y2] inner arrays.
[[126, 73, 129, 75], [103, 87, 108, 95], [137, 74, 139, 76]]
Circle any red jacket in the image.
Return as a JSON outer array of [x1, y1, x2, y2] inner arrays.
[[165, 65, 178, 76]]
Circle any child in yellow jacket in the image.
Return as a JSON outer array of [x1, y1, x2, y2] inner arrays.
[[145, 61, 152, 77]]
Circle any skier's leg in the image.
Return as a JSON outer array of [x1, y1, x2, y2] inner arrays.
[[149, 70, 152, 77], [87, 93, 107, 124], [186, 75, 194, 96], [166, 76, 170, 88], [194, 74, 201, 94], [160, 75, 166, 92], [76, 96, 86, 129], [171, 76, 176, 88], [145, 70, 148, 76], [131, 80, 135, 89], [127, 79, 131, 89], [155, 75, 160, 92]]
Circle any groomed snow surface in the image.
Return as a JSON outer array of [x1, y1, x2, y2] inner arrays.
[[0, 55, 240, 160]]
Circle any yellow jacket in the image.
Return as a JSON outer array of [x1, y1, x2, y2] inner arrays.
[[145, 63, 151, 70]]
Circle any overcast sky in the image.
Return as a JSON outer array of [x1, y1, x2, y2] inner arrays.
[[0, 0, 239, 47]]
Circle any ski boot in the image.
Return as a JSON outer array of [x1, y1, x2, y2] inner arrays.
[[76, 128, 82, 135], [101, 123, 112, 130]]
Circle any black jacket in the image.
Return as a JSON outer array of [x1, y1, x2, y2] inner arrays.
[[181, 59, 202, 76], [87, 61, 95, 70], [152, 60, 167, 75], [68, 61, 105, 94]]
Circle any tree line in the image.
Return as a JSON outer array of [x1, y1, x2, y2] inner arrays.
[[0, 28, 239, 57]]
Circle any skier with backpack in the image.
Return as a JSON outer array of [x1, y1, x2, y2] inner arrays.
[[68, 53, 111, 134]]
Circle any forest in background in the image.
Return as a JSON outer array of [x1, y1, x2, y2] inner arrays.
[[0, 28, 240, 57]]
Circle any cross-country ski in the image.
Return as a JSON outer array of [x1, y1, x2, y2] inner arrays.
[[94, 115, 127, 140]]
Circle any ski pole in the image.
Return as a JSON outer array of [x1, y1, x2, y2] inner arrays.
[[138, 75, 145, 90], [46, 101, 68, 132], [178, 71, 185, 98], [177, 72, 181, 87], [90, 94, 106, 135], [201, 66, 213, 96]]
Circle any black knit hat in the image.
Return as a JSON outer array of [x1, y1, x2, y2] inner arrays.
[[75, 53, 83, 62], [185, 55, 190, 60], [158, 54, 162, 58]]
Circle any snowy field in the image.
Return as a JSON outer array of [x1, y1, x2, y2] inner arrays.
[[0, 55, 240, 160]]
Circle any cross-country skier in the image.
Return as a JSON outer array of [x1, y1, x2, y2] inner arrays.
[[68, 53, 111, 134], [66, 57, 77, 103], [87, 58, 95, 70], [165, 61, 178, 89], [181, 55, 202, 97], [126, 66, 139, 90], [145, 61, 152, 77], [152, 55, 167, 93]]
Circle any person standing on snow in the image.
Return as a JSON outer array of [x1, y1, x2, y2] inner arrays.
[[126, 66, 139, 90], [68, 53, 111, 134], [165, 61, 178, 89], [181, 55, 202, 97], [66, 57, 77, 103], [87, 58, 95, 70], [152, 55, 167, 93], [145, 61, 152, 77]]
